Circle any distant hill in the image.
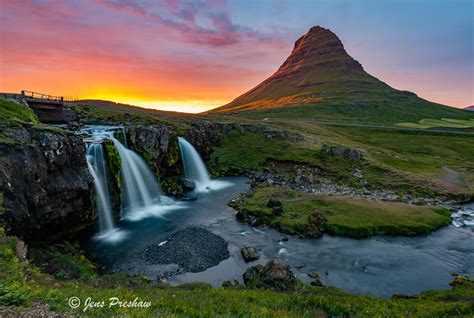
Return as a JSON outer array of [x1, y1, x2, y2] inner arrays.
[[68, 99, 184, 115], [465, 105, 474, 111], [209, 26, 473, 124]]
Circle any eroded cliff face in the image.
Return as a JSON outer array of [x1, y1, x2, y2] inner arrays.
[[125, 121, 223, 194], [0, 126, 94, 241]]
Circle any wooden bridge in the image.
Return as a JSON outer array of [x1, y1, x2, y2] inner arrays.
[[21, 90, 78, 105], [0, 91, 77, 123]]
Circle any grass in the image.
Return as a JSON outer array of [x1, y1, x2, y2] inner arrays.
[[397, 118, 474, 129], [322, 126, 474, 194], [236, 186, 451, 238], [209, 127, 473, 198], [71, 101, 200, 130], [209, 131, 316, 175], [1, 227, 474, 317], [211, 94, 474, 126], [0, 99, 38, 126]]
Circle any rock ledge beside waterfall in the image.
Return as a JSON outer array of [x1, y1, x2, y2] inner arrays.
[[0, 126, 94, 241]]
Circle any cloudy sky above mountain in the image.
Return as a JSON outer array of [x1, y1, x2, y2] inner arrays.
[[0, 0, 472, 112]]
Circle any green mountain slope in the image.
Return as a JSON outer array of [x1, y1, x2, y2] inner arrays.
[[209, 26, 473, 124]]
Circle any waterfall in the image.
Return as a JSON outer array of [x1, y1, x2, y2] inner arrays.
[[178, 137, 211, 189], [178, 137, 232, 192], [86, 143, 115, 233], [82, 126, 186, 228], [109, 136, 164, 215]]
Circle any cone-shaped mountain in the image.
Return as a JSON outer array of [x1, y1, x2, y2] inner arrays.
[[210, 26, 472, 124]]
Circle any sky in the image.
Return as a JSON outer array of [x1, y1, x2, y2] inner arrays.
[[0, 0, 473, 113]]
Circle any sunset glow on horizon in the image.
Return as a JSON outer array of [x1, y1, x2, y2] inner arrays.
[[1, 0, 473, 113]]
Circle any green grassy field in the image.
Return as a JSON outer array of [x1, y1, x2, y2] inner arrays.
[[209, 121, 474, 198], [397, 118, 474, 129], [320, 125, 474, 194], [1, 227, 473, 317], [211, 94, 474, 126], [236, 186, 451, 237]]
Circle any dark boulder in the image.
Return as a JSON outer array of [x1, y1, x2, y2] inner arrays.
[[248, 215, 259, 227], [222, 279, 240, 288], [308, 271, 324, 287], [243, 259, 300, 291], [183, 179, 196, 191], [241, 246, 260, 262], [243, 264, 264, 285], [236, 209, 260, 227], [449, 273, 474, 286]]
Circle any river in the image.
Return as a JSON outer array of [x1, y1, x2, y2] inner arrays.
[[90, 177, 474, 298]]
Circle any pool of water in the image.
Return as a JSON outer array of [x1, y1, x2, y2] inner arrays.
[[90, 177, 474, 298]]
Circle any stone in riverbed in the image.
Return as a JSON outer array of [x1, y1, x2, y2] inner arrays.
[[183, 179, 196, 191], [308, 271, 324, 287], [243, 259, 299, 291], [181, 195, 197, 201], [241, 246, 260, 262], [222, 279, 240, 288], [243, 265, 264, 284]]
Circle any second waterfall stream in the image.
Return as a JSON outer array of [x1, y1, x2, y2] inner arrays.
[[178, 137, 232, 192]]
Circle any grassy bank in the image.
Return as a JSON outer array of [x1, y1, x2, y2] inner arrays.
[[208, 115, 474, 199], [1, 228, 473, 317], [0, 99, 38, 126], [235, 187, 451, 238]]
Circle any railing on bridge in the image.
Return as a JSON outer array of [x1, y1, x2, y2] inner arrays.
[[21, 90, 78, 103]]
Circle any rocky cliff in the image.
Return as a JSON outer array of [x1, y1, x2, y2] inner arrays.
[[0, 126, 94, 241], [125, 121, 223, 194]]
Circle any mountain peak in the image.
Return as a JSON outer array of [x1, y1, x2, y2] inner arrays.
[[210, 26, 389, 112], [276, 26, 363, 78], [208, 26, 471, 125]]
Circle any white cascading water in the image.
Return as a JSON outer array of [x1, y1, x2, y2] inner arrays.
[[109, 135, 177, 221], [178, 137, 231, 192], [110, 136, 162, 210], [86, 143, 115, 232], [178, 137, 211, 187]]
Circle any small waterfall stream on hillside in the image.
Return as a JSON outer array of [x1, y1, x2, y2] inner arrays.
[[178, 137, 232, 192]]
